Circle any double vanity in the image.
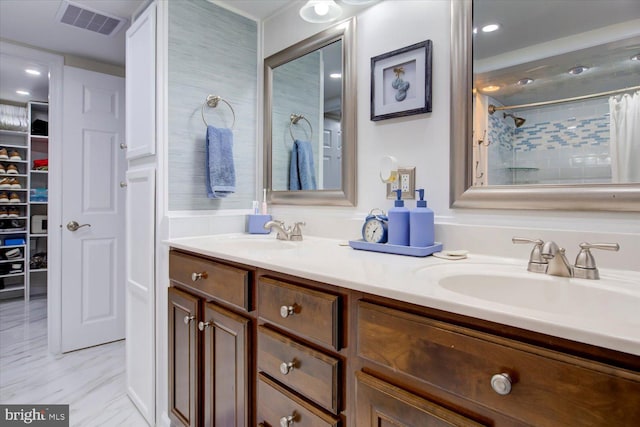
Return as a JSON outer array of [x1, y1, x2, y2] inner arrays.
[[167, 233, 640, 427]]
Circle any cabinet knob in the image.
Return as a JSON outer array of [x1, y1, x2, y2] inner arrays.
[[198, 321, 211, 331], [279, 360, 296, 375], [183, 315, 195, 325], [279, 413, 296, 427], [280, 305, 296, 318], [120, 181, 127, 188], [120, 143, 127, 150], [491, 373, 512, 395], [191, 271, 208, 282]]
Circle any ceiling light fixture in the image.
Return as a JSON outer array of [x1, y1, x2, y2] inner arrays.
[[300, 0, 342, 23], [481, 23, 500, 33], [25, 69, 41, 76], [568, 65, 588, 75], [517, 77, 534, 86], [16, 90, 30, 96], [481, 85, 500, 92], [330, 73, 342, 79], [631, 54, 640, 61]]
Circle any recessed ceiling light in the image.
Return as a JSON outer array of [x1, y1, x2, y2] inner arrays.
[[631, 54, 640, 61], [25, 69, 41, 76], [330, 73, 342, 79], [473, 27, 478, 34], [16, 90, 30, 96], [299, 0, 342, 23], [568, 65, 588, 75], [481, 24, 500, 33], [482, 85, 500, 92], [517, 77, 534, 86]]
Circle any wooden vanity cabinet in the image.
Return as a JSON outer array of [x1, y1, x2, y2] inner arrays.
[[168, 250, 252, 427], [168, 248, 640, 427]]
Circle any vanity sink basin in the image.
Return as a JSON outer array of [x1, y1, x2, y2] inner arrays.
[[436, 267, 639, 324], [214, 235, 299, 252]]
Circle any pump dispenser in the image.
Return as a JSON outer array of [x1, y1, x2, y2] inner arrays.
[[388, 189, 410, 246], [410, 189, 435, 247]]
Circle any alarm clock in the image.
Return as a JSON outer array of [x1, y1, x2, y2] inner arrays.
[[361, 209, 388, 244]]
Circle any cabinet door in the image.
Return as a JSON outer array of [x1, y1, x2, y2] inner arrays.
[[168, 287, 200, 427], [125, 1, 156, 159], [202, 302, 250, 427], [355, 371, 485, 427]]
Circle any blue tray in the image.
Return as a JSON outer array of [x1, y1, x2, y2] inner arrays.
[[348, 239, 443, 257]]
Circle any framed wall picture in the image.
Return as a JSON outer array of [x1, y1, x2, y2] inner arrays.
[[370, 40, 433, 121]]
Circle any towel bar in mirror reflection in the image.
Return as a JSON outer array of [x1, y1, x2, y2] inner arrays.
[[264, 17, 356, 206]]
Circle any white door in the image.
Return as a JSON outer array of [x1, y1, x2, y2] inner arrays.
[[323, 117, 342, 189], [61, 66, 126, 352]]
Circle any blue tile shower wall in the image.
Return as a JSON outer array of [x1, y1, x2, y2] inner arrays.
[[487, 98, 611, 185], [168, 0, 257, 210]]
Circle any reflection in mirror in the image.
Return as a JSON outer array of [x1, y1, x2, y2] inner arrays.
[[271, 40, 342, 191], [265, 18, 356, 206], [450, 0, 640, 211]]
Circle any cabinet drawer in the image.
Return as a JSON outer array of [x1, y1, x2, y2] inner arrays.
[[258, 277, 340, 350], [357, 301, 640, 426], [355, 371, 485, 427], [258, 326, 340, 414], [257, 373, 340, 427], [170, 251, 250, 311]]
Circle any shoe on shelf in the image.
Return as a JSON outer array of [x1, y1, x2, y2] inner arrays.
[[9, 263, 23, 273], [4, 248, 22, 260], [0, 148, 7, 160], [0, 208, 7, 218], [9, 150, 22, 161], [9, 193, 21, 203], [6, 164, 18, 175], [0, 164, 5, 174], [0, 178, 11, 189], [8, 178, 21, 189], [7, 207, 19, 218], [0, 192, 8, 203]]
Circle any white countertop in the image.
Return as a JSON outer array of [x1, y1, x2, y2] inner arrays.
[[166, 233, 640, 357]]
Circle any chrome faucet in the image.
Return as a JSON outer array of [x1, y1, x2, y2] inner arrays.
[[540, 241, 573, 278], [264, 220, 305, 241], [513, 237, 620, 279]]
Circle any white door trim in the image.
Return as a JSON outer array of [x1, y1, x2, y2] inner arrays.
[[0, 41, 64, 354]]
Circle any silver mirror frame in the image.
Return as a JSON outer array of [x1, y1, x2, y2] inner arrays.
[[264, 18, 357, 206], [450, 0, 640, 212]]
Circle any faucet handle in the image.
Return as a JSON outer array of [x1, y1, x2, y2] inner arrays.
[[290, 222, 305, 241], [512, 237, 547, 273], [574, 242, 620, 280]]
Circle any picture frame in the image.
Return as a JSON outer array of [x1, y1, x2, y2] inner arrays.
[[370, 40, 432, 121]]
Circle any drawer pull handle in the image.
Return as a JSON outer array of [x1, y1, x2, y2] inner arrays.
[[183, 315, 195, 325], [280, 305, 296, 318], [191, 271, 208, 281], [198, 321, 211, 331], [491, 373, 512, 395], [280, 413, 296, 427], [279, 360, 296, 375]]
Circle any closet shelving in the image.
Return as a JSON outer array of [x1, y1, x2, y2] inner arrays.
[[0, 101, 48, 300]]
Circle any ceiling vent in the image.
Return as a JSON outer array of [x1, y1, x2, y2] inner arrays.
[[56, 0, 128, 37]]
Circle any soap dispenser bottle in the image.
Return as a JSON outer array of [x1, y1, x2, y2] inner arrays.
[[388, 189, 410, 246], [410, 189, 435, 247]]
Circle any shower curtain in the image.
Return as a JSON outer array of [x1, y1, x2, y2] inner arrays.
[[609, 91, 640, 183]]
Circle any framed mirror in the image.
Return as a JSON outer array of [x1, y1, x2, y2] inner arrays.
[[264, 18, 356, 206], [451, 0, 640, 211]]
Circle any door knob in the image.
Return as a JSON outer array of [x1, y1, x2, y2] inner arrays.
[[120, 143, 128, 150], [67, 221, 91, 232]]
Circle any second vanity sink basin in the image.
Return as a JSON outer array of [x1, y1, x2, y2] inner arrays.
[[437, 268, 639, 324]]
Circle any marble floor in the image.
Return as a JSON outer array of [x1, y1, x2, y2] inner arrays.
[[0, 297, 149, 426]]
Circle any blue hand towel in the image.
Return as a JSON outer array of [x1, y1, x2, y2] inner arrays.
[[289, 139, 317, 190], [206, 125, 235, 199]]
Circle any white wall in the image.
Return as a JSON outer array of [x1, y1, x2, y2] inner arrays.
[[260, 0, 640, 271]]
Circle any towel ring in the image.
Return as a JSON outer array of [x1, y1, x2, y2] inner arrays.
[[201, 95, 236, 129], [289, 113, 313, 142]]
